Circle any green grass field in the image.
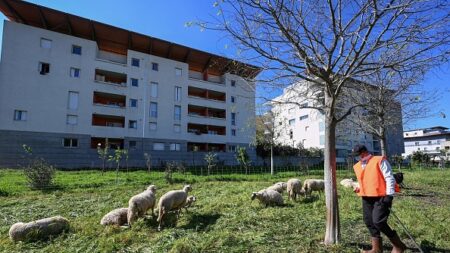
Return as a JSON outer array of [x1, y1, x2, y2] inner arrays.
[[0, 168, 449, 252]]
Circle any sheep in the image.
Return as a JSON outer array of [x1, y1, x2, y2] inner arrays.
[[266, 182, 287, 194], [100, 208, 128, 226], [286, 178, 302, 201], [303, 179, 325, 197], [9, 216, 70, 242], [183, 195, 197, 213], [157, 185, 192, 231], [251, 189, 284, 207], [340, 178, 360, 190], [127, 185, 157, 226]]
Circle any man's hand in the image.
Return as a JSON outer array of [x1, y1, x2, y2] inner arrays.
[[382, 195, 393, 208], [353, 186, 360, 193]]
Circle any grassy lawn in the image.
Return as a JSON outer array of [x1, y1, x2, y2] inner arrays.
[[0, 168, 449, 252]]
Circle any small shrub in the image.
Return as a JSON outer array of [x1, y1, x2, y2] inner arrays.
[[144, 153, 152, 173], [24, 158, 55, 190], [204, 152, 218, 175], [176, 162, 186, 174], [165, 161, 175, 184]]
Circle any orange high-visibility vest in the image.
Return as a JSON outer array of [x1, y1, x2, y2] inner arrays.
[[353, 156, 400, 197]]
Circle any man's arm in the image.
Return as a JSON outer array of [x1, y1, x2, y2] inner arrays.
[[380, 159, 396, 195]]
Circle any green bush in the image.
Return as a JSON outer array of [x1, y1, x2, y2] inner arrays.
[[23, 158, 55, 189]]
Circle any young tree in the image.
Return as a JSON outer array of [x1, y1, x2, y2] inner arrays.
[[108, 147, 124, 184], [97, 140, 109, 174], [236, 146, 251, 174], [204, 152, 218, 175], [144, 152, 152, 173], [199, 0, 449, 244]]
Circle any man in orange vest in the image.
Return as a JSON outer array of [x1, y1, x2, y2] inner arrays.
[[352, 144, 407, 253]]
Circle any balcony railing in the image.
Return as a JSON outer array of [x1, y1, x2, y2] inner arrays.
[[188, 70, 224, 84], [93, 92, 126, 108], [92, 114, 125, 128], [188, 86, 226, 102], [96, 49, 127, 65], [187, 123, 226, 136], [188, 105, 226, 119], [95, 69, 127, 87]]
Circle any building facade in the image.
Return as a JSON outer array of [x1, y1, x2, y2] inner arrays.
[[0, 1, 259, 168], [403, 126, 450, 158]]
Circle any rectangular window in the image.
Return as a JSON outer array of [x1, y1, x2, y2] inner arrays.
[[301, 102, 308, 107], [415, 142, 420, 146], [130, 99, 138, 108], [70, 67, 80, 78], [175, 67, 182, 76], [320, 135, 325, 145], [231, 80, 236, 87], [149, 122, 157, 131], [39, 62, 50, 75], [170, 143, 181, 151], [63, 138, 78, 148], [131, 58, 140, 67], [72, 45, 82, 55], [40, 38, 52, 49], [129, 141, 137, 149], [129, 120, 137, 129], [231, 96, 236, 103], [68, 91, 79, 110], [131, 78, 139, 87], [289, 119, 295, 126], [174, 105, 181, 120], [152, 62, 159, 71], [151, 82, 158, 98], [231, 112, 236, 126], [231, 129, 236, 136], [153, 142, 164, 150], [319, 122, 325, 132], [150, 102, 158, 118], [228, 145, 236, 152], [66, 115, 78, 125], [14, 110, 27, 121], [299, 115, 309, 121], [174, 86, 182, 101], [174, 124, 181, 133], [305, 126, 309, 132]]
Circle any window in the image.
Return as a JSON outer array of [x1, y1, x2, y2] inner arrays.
[[128, 99, 137, 108], [150, 102, 158, 118], [14, 110, 27, 121], [415, 142, 420, 146], [170, 143, 181, 151], [39, 62, 50, 75], [40, 38, 52, 49], [231, 129, 236, 136], [301, 102, 308, 107], [174, 86, 182, 101], [63, 138, 78, 148], [289, 130, 293, 139], [231, 80, 236, 87], [279, 122, 282, 126], [174, 124, 181, 133], [228, 145, 236, 152], [175, 67, 182, 76], [153, 142, 164, 150], [299, 115, 309, 121], [231, 96, 236, 103], [72, 45, 82, 55], [152, 62, 159, 71], [129, 141, 137, 149], [405, 133, 409, 136], [288, 108, 295, 114], [428, 141, 432, 144], [174, 105, 181, 120], [131, 58, 140, 67], [68, 91, 79, 110], [129, 120, 137, 129], [70, 68, 80, 78], [305, 126, 309, 132], [319, 122, 325, 132], [66, 115, 78, 125], [131, 78, 139, 87], [320, 135, 325, 145], [149, 122, 157, 130], [151, 82, 158, 98], [231, 112, 236, 126], [289, 119, 295, 126]]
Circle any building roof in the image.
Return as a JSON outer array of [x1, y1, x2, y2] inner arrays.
[[0, 0, 261, 78], [404, 126, 449, 132]]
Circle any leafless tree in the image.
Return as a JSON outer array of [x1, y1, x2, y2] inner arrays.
[[197, 0, 449, 244]]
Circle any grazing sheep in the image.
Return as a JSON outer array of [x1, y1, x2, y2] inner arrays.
[[303, 179, 325, 197], [340, 178, 359, 190], [183, 195, 197, 213], [286, 178, 302, 201], [9, 216, 69, 242], [100, 208, 128, 226], [267, 182, 287, 194], [157, 185, 192, 231], [251, 189, 284, 207], [127, 185, 157, 226]]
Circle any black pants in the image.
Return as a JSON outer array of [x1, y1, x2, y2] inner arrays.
[[362, 197, 395, 238]]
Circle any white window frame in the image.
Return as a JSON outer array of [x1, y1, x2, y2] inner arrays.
[[63, 138, 78, 148], [151, 82, 158, 98], [13, 110, 27, 121], [71, 45, 82, 55], [38, 62, 50, 75], [174, 124, 181, 133], [131, 78, 139, 87], [231, 96, 236, 103], [170, 143, 181, 151], [174, 105, 181, 120], [149, 122, 157, 131], [130, 99, 138, 108], [175, 67, 182, 76], [231, 112, 236, 126], [70, 67, 80, 78], [153, 142, 165, 151], [129, 120, 137, 129], [150, 102, 158, 118], [68, 91, 79, 110], [131, 58, 140, 67], [40, 38, 52, 49], [152, 62, 159, 71], [174, 86, 182, 101], [66, 115, 78, 125]]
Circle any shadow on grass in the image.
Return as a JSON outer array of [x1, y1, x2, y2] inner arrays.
[[180, 213, 221, 231], [0, 188, 10, 196], [36, 184, 66, 193], [348, 240, 450, 253]]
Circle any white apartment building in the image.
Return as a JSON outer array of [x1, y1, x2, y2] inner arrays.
[[270, 81, 404, 163], [0, 0, 260, 168], [403, 126, 450, 157]]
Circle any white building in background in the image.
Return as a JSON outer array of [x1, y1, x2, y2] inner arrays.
[[403, 126, 450, 157], [0, 0, 260, 168], [270, 81, 404, 163]]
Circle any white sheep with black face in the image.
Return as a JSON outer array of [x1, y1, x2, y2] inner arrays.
[[266, 182, 287, 194], [302, 179, 325, 197], [100, 208, 128, 226], [251, 189, 284, 207], [157, 185, 192, 231], [9, 216, 70, 242], [127, 185, 157, 226], [286, 178, 302, 201]]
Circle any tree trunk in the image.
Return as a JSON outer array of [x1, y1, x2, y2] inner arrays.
[[379, 131, 388, 157], [270, 145, 274, 175], [324, 114, 340, 244]]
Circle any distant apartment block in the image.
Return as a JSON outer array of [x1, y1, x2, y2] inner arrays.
[[403, 126, 450, 157], [0, 0, 260, 168]]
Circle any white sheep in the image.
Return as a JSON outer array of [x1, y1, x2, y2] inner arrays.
[[127, 185, 157, 226], [183, 195, 197, 213], [266, 182, 287, 194], [340, 178, 359, 190], [251, 189, 284, 207], [157, 185, 192, 231], [100, 208, 128, 226], [286, 178, 302, 201], [303, 179, 325, 197], [9, 216, 70, 242]]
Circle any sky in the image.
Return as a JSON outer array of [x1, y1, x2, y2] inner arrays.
[[0, 0, 448, 131]]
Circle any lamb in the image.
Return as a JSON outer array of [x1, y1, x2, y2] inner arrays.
[[251, 189, 284, 207], [157, 185, 192, 231], [286, 178, 302, 201], [266, 182, 287, 194], [340, 178, 360, 190], [303, 179, 325, 197], [100, 208, 128, 226], [9, 216, 70, 242], [127, 185, 157, 226], [183, 195, 197, 213]]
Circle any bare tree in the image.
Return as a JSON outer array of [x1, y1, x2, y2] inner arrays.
[[197, 0, 449, 244]]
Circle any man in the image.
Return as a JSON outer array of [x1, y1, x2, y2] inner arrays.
[[352, 144, 407, 253]]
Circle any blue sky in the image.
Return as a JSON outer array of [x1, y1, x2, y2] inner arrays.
[[0, 0, 448, 130]]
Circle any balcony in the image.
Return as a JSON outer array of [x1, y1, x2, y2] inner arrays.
[[189, 70, 224, 85], [93, 92, 126, 108], [91, 137, 124, 149], [188, 105, 226, 119], [188, 86, 226, 102], [92, 114, 125, 128], [188, 123, 226, 136], [95, 69, 127, 87], [188, 142, 226, 152], [96, 49, 127, 65]]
